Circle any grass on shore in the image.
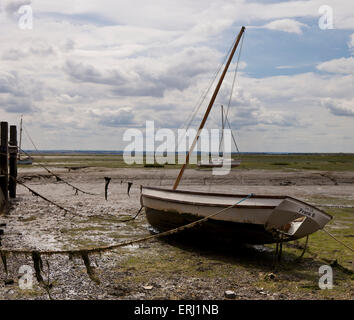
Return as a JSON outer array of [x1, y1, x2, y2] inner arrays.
[[114, 203, 353, 299], [23, 153, 354, 171]]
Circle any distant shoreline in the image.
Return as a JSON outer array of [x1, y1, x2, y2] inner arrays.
[[22, 150, 354, 155]]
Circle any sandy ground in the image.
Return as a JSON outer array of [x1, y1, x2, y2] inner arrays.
[[0, 167, 353, 300]]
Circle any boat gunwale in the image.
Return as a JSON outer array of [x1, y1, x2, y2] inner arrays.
[[141, 186, 332, 219], [142, 193, 275, 209]]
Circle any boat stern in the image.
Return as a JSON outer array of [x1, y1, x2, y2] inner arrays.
[[265, 198, 332, 240]]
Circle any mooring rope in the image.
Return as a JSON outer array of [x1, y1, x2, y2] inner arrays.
[[116, 206, 143, 222], [14, 177, 76, 217], [322, 228, 354, 253], [0, 193, 253, 256], [18, 147, 98, 196], [6, 171, 139, 219]]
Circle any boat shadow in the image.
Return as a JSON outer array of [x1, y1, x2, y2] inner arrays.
[[157, 232, 321, 274]]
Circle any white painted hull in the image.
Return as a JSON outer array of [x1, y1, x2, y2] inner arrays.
[[18, 157, 33, 165], [141, 187, 332, 244], [198, 158, 241, 168]]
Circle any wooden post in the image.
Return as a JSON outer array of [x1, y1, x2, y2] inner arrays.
[[0, 122, 9, 201], [9, 125, 18, 198]]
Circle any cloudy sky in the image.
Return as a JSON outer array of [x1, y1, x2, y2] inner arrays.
[[0, 0, 353, 152]]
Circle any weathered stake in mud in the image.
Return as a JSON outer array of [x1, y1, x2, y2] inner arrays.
[[9, 125, 18, 198], [127, 182, 133, 197], [0, 122, 9, 202], [104, 177, 111, 200], [0, 121, 18, 212]]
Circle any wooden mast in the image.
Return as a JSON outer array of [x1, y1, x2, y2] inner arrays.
[[173, 26, 245, 190], [219, 105, 224, 157]]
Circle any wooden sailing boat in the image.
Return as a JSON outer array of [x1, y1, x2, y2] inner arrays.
[[198, 105, 241, 168], [17, 116, 33, 165], [140, 26, 332, 244]]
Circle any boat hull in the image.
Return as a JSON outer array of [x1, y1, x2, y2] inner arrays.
[[141, 187, 332, 245], [18, 158, 33, 165], [145, 207, 277, 244], [197, 159, 241, 168]]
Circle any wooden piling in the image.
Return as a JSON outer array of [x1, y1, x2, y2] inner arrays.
[[9, 125, 17, 198], [0, 122, 8, 201]]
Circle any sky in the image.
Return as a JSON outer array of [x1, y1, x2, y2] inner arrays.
[[0, 0, 353, 152]]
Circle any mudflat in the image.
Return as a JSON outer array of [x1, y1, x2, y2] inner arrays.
[[0, 166, 353, 300]]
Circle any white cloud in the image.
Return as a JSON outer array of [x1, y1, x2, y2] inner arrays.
[[29, 0, 354, 30], [262, 19, 308, 34], [0, 96, 35, 113], [3, 0, 32, 19], [322, 98, 354, 117], [317, 57, 354, 74], [0, 0, 353, 151], [91, 107, 136, 127]]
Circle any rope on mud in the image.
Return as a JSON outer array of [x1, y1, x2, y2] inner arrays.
[[14, 176, 76, 217], [116, 206, 143, 222], [0, 194, 253, 286], [1, 251, 7, 275], [322, 228, 354, 253], [18, 148, 98, 196], [10, 174, 141, 219], [5, 148, 137, 199], [0, 193, 253, 256]]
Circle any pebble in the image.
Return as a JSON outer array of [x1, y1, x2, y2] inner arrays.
[[224, 290, 236, 299], [143, 285, 153, 290], [265, 272, 276, 280]]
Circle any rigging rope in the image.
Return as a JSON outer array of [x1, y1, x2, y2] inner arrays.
[[224, 110, 240, 154], [219, 32, 245, 154], [176, 36, 239, 156], [181, 37, 237, 133], [225, 31, 245, 120]]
